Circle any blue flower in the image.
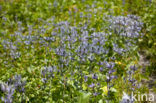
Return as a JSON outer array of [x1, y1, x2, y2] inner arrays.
[[0, 83, 15, 103], [130, 65, 138, 71], [108, 69, 115, 74], [92, 74, 98, 80], [89, 83, 95, 88], [84, 76, 88, 82], [106, 62, 115, 69], [99, 67, 104, 72]]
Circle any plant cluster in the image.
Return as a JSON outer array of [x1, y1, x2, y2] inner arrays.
[[0, 0, 155, 103]]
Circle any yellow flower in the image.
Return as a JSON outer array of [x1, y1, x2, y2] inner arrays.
[[100, 86, 108, 96], [115, 61, 121, 65]]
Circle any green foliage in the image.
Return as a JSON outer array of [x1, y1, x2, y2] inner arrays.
[[78, 91, 91, 103]]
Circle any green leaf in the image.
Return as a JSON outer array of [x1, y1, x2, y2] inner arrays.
[[78, 91, 91, 103], [98, 99, 103, 103]]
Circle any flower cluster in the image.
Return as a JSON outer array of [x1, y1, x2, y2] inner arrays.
[[127, 65, 138, 91], [41, 66, 56, 84], [108, 15, 143, 38], [0, 75, 26, 103], [1, 83, 15, 103], [105, 62, 117, 97], [0, 4, 144, 102]]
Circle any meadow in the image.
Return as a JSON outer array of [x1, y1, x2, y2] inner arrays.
[[0, 0, 156, 103]]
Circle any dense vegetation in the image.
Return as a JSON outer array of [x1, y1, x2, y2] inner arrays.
[[0, 0, 156, 103]]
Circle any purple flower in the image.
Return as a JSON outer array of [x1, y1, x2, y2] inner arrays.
[[1, 83, 6, 92], [47, 66, 53, 73], [106, 62, 115, 69], [89, 83, 95, 88], [12, 75, 26, 93], [97, 83, 100, 86], [93, 92, 98, 96], [99, 67, 104, 72], [0, 83, 15, 103], [92, 74, 98, 80], [108, 69, 115, 74], [122, 0, 125, 6], [14, 75, 21, 81], [106, 76, 110, 82], [84, 76, 88, 82], [80, 12, 83, 18], [130, 65, 138, 71], [110, 75, 117, 79], [41, 68, 47, 77]]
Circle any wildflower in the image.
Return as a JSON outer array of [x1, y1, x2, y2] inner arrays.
[[115, 61, 121, 65], [99, 67, 104, 72], [120, 92, 131, 103], [1, 83, 15, 103], [108, 69, 115, 74], [89, 83, 95, 88], [93, 92, 98, 96], [130, 65, 138, 71], [84, 76, 88, 82], [106, 62, 115, 69], [92, 74, 98, 80]]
